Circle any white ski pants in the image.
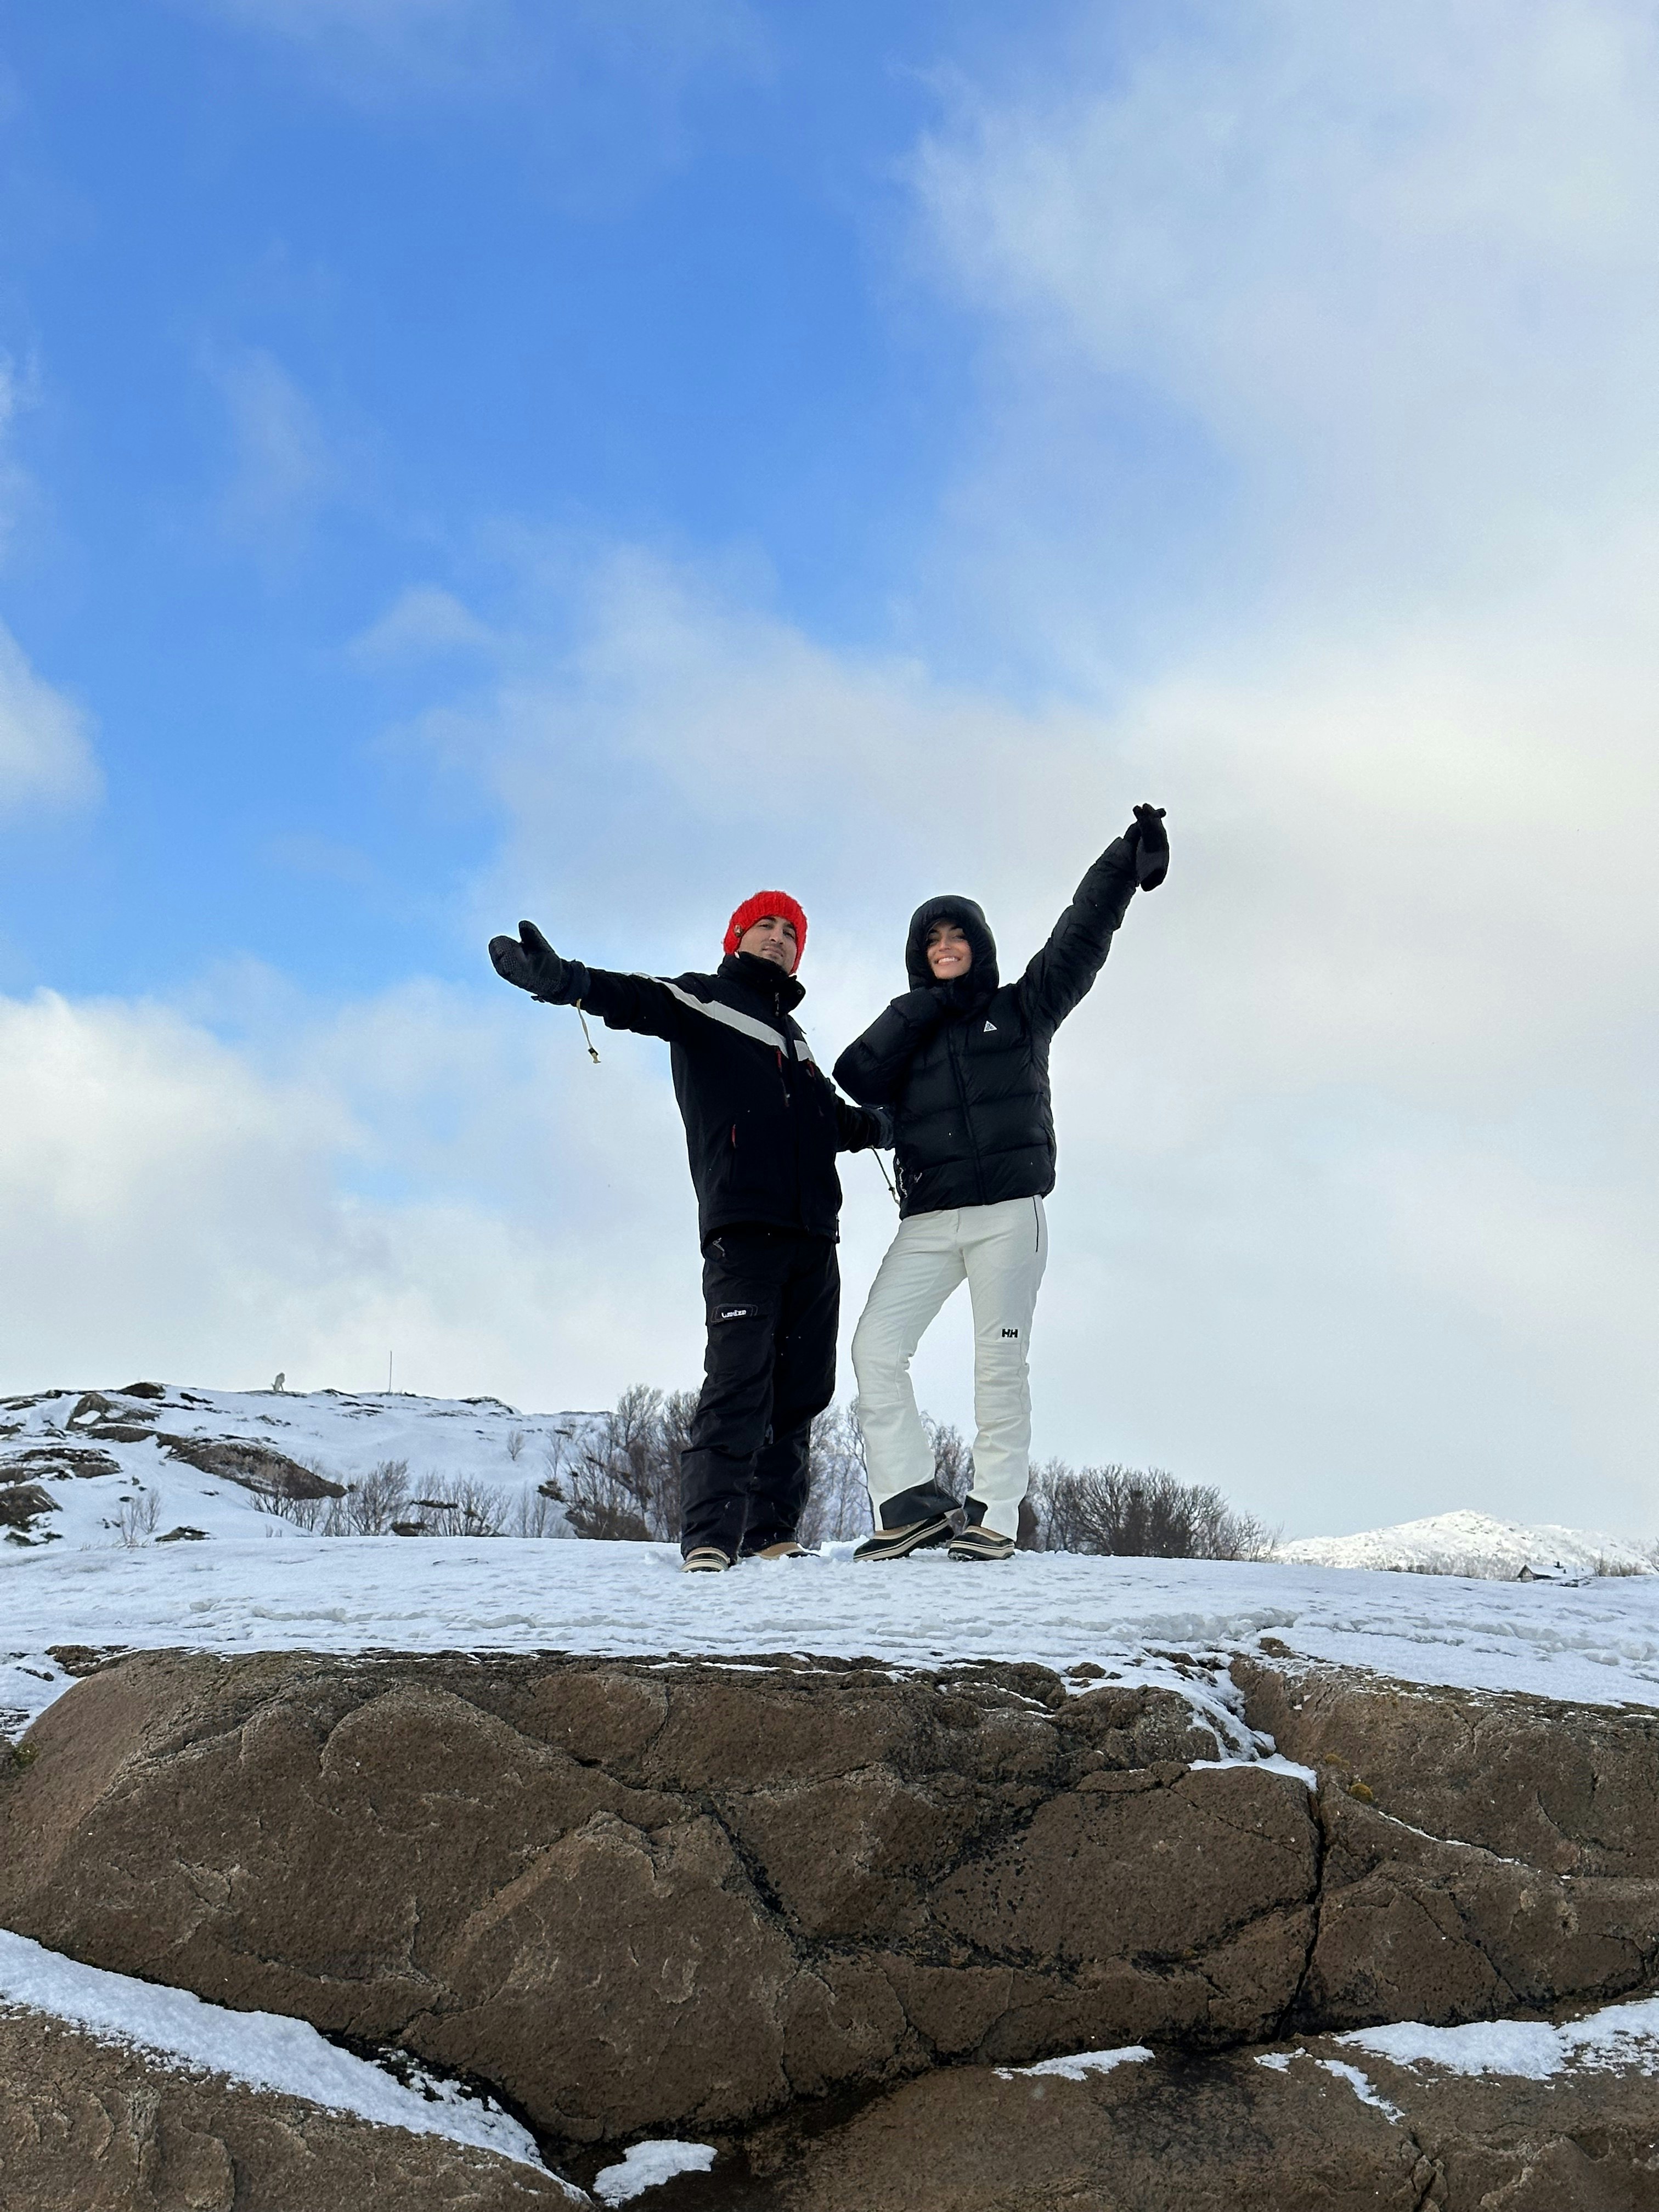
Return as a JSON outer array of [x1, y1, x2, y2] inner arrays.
[[851, 1195, 1048, 1540]]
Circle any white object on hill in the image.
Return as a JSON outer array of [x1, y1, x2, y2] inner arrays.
[[1274, 1510, 1654, 1583]]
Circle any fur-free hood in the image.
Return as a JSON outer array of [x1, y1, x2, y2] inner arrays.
[[904, 895, 1000, 1000]]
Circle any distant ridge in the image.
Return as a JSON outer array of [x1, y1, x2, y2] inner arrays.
[[1275, 1508, 1656, 1582]]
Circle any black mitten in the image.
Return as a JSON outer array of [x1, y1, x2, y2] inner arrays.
[[891, 987, 947, 1026], [1128, 803, 1169, 890], [489, 919, 574, 1002]]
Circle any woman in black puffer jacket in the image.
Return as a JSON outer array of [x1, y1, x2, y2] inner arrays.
[[833, 807, 1168, 1561]]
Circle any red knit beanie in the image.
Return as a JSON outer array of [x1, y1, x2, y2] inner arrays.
[[724, 890, 808, 972]]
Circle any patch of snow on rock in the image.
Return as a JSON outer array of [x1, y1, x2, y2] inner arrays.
[[1313, 2058, 1403, 2120], [591, 2141, 716, 2203], [997, 2045, 1154, 2081], [1341, 1995, 1659, 2080], [0, 1928, 552, 2172]]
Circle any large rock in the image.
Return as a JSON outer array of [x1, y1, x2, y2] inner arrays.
[[0, 1650, 1311, 2146], [4, 1649, 1658, 2159], [751, 2028, 1659, 2211], [1235, 1659, 1659, 2031], [0, 2006, 575, 2210]]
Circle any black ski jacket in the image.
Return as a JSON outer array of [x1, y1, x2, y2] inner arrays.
[[567, 951, 883, 1247], [832, 839, 1138, 1218]]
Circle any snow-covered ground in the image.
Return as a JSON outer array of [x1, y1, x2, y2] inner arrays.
[[1276, 1508, 1657, 1581], [7, 1382, 1659, 1754], [7, 1531, 1659, 1750]]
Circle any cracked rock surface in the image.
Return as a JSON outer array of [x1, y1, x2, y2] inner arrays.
[[1234, 1659, 1659, 2034], [2, 1648, 1657, 2163], [0, 1649, 1303, 2144], [749, 2032, 1659, 2211]]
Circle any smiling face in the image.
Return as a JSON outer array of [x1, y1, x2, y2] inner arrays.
[[926, 919, 973, 981], [738, 913, 799, 970]]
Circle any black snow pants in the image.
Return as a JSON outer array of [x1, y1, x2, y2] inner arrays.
[[679, 1227, 839, 1558]]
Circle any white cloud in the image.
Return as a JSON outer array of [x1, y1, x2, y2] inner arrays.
[[0, 983, 705, 1409], [0, 620, 101, 819], [350, 584, 495, 663], [915, 0, 1659, 587], [210, 346, 337, 548]]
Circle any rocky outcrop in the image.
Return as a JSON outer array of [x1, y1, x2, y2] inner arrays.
[[0, 1482, 58, 1537], [751, 2030, 1659, 2211], [1236, 1656, 1659, 1877], [0, 1650, 1309, 2147], [0, 2007, 574, 2210], [154, 1433, 342, 1501], [3, 1387, 342, 1502], [2, 1646, 1657, 2175], [1235, 1658, 1659, 2033]]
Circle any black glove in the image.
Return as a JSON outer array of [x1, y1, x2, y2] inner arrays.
[[1126, 803, 1169, 891], [891, 987, 948, 1026], [489, 920, 575, 1002]]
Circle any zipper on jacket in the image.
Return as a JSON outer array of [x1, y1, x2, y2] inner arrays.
[[947, 1023, 987, 1206]]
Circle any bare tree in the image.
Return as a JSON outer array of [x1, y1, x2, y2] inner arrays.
[[413, 1479, 510, 1538], [513, 1487, 564, 1538], [1026, 1462, 1273, 1561], [548, 1385, 689, 1542], [798, 1403, 870, 1546], [343, 1460, 412, 1535], [925, 1418, 973, 1502], [113, 1489, 160, 1547]]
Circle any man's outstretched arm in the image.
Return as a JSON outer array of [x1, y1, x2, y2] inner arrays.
[[1018, 805, 1168, 1037], [488, 922, 686, 1042]]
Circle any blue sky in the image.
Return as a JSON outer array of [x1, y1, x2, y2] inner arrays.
[[4, 1, 1658, 1541], [1, 2, 1008, 1000]]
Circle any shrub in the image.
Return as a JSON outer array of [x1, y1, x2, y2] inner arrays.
[[1026, 1462, 1273, 1561], [113, 1488, 160, 1547], [542, 1385, 696, 1543]]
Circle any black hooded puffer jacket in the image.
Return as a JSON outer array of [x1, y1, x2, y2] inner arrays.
[[832, 840, 1138, 1217]]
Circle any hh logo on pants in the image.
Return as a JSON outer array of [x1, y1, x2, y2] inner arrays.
[[1001, 1327, 1019, 1338]]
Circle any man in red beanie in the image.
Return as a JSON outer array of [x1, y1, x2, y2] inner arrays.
[[490, 893, 886, 1571]]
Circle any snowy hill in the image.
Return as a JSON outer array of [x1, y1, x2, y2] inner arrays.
[[1274, 1509, 1657, 1582], [0, 1382, 601, 1553]]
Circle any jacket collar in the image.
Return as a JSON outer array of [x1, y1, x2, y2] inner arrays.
[[720, 950, 805, 1017]]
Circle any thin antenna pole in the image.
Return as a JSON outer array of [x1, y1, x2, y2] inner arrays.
[[388, 1350, 393, 1393]]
